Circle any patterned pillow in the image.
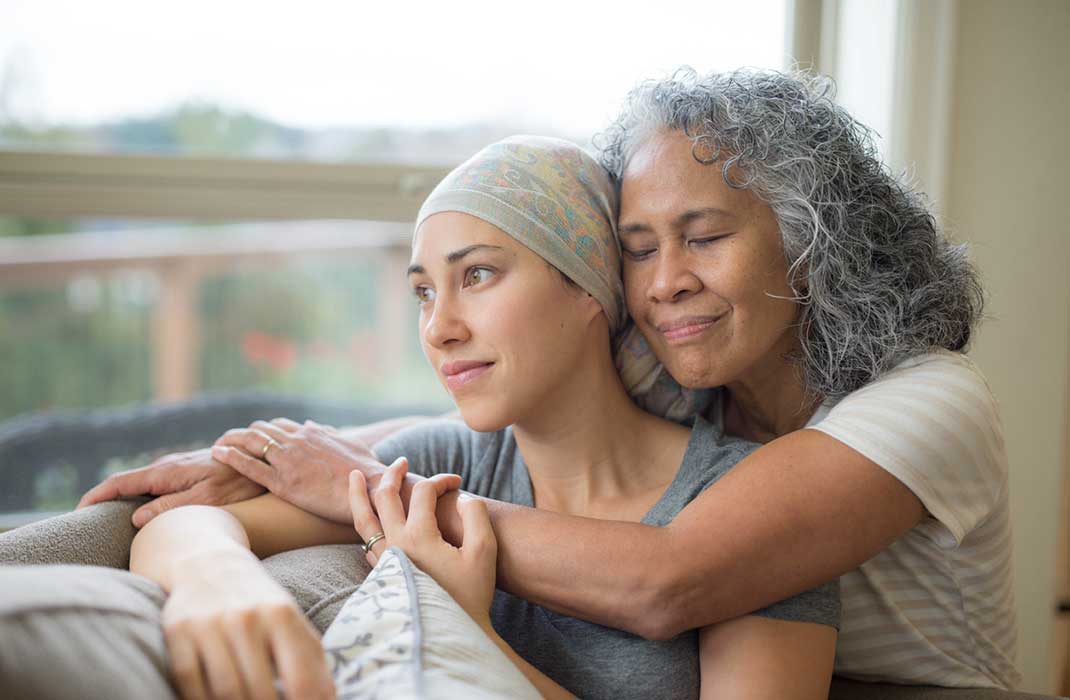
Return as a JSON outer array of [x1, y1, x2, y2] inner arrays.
[[321, 547, 541, 699]]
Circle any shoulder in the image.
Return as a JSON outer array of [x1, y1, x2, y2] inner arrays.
[[815, 350, 1003, 452], [832, 350, 997, 412], [690, 415, 758, 458], [809, 351, 1007, 543], [678, 417, 758, 489], [373, 419, 509, 475]]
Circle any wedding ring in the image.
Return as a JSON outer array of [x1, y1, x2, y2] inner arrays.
[[261, 437, 280, 460], [362, 532, 386, 554]]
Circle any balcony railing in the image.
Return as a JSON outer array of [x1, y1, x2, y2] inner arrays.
[[0, 220, 417, 403]]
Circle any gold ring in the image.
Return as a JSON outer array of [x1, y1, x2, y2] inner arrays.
[[361, 532, 386, 554], [261, 437, 280, 460]]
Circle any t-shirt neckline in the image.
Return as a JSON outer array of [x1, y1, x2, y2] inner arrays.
[[509, 420, 709, 525]]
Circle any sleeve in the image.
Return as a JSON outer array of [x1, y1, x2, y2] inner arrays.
[[806, 351, 1007, 546], [372, 419, 481, 484], [752, 579, 840, 629]]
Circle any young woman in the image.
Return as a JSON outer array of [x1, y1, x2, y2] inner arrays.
[[129, 136, 838, 700]]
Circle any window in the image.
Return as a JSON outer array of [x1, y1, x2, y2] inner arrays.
[[0, 0, 790, 522], [2, 0, 789, 160]]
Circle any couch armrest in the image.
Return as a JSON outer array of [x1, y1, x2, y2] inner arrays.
[[0, 499, 147, 569]]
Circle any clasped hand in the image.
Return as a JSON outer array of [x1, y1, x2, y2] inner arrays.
[[351, 457, 496, 627]]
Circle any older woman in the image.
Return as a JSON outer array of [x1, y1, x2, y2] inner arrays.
[[82, 68, 1017, 690]]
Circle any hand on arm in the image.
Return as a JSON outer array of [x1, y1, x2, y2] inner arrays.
[[77, 448, 266, 528], [213, 418, 437, 524], [77, 414, 434, 527], [348, 459, 575, 700], [434, 429, 924, 640], [129, 506, 334, 700]]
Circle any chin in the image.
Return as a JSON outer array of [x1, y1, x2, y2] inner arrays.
[[455, 401, 512, 434], [661, 352, 726, 390]]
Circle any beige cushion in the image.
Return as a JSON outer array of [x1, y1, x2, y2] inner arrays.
[[0, 511, 370, 700], [0, 564, 174, 700], [0, 499, 145, 569]]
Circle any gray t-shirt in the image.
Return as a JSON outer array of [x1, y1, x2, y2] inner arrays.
[[375, 417, 839, 700]]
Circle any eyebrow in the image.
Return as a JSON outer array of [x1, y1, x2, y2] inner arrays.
[[618, 207, 734, 236], [406, 244, 505, 276]]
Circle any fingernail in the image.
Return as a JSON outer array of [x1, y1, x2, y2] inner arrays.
[[211, 445, 226, 458]]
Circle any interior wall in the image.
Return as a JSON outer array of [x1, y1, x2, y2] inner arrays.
[[944, 0, 1070, 692]]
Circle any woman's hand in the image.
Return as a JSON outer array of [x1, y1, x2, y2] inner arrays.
[[349, 458, 495, 626], [77, 448, 266, 528], [163, 550, 334, 700], [211, 418, 382, 524]]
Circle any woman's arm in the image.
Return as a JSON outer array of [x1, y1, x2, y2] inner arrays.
[[129, 506, 334, 700], [217, 464, 459, 559], [76, 414, 440, 527], [697, 615, 836, 700], [436, 429, 923, 639], [203, 421, 922, 640]]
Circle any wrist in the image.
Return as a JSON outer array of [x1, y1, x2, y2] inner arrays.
[[170, 547, 262, 587], [435, 490, 466, 547]]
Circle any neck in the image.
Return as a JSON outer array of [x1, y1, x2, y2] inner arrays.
[[511, 338, 685, 515], [722, 340, 821, 443]]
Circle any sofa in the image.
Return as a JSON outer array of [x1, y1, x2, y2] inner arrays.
[[0, 395, 1061, 699]]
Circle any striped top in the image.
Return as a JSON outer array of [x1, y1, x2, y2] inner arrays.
[[805, 350, 1019, 688]]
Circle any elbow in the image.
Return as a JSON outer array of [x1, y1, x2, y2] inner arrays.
[[633, 618, 681, 643], [628, 565, 691, 641]]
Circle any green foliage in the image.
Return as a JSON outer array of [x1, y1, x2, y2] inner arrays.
[[106, 102, 306, 157], [0, 285, 153, 419], [0, 261, 449, 424], [0, 216, 77, 237], [1, 101, 306, 158]]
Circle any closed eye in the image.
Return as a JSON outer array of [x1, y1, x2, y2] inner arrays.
[[622, 247, 656, 261], [689, 234, 729, 248]]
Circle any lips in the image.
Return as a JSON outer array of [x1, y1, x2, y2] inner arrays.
[[441, 360, 494, 391], [655, 314, 724, 341]]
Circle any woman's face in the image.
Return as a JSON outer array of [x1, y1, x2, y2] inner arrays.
[[409, 212, 601, 432], [618, 129, 800, 390]]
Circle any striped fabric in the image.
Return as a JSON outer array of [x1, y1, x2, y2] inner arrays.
[[806, 350, 1020, 688]]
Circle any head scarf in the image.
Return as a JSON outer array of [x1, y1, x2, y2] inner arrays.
[[415, 135, 625, 334], [415, 135, 710, 422]]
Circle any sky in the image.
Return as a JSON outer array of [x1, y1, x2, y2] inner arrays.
[[0, 0, 787, 135]]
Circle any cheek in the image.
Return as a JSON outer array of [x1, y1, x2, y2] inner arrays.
[[622, 263, 652, 315]]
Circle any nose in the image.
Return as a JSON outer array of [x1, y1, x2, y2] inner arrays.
[[422, 294, 470, 349], [648, 245, 702, 303]]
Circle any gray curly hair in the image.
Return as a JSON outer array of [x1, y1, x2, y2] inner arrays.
[[596, 67, 985, 399]]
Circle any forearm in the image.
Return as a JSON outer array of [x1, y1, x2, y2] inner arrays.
[[442, 496, 681, 639], [431, 431, 922, 640], [698, 617, 836, 700], [130, 505, 258, 592]]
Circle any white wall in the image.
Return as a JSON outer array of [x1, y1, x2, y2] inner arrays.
[[943, 1, 1070, 692]]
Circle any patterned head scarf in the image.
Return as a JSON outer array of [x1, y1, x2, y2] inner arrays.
[[415, 135, 625, 335], [415, 135, 710, 422]]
